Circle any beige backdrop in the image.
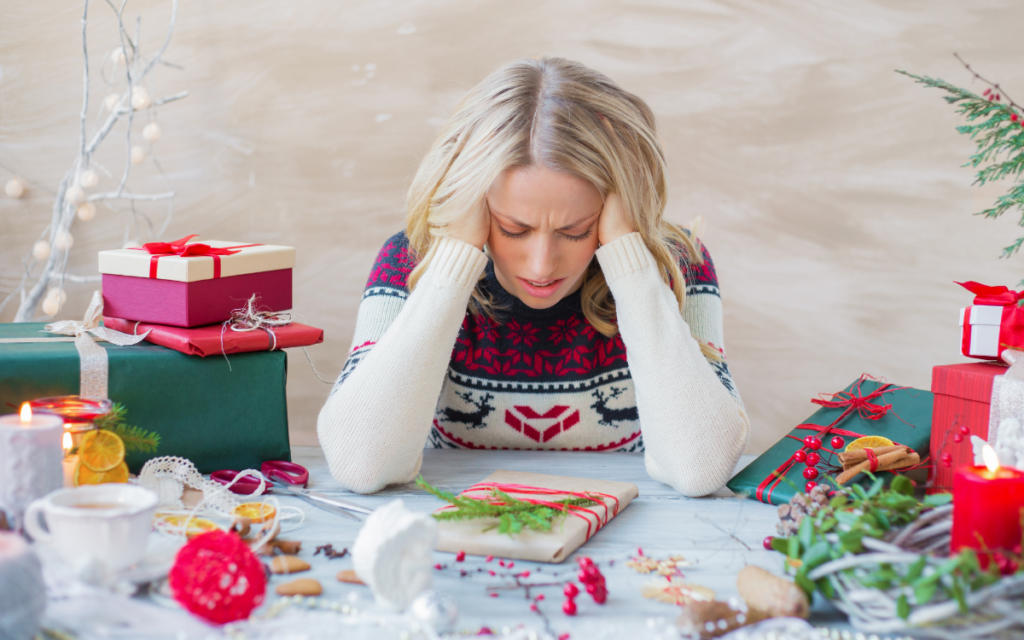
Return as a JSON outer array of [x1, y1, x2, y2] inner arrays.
[[2, 0, 1022, 453]]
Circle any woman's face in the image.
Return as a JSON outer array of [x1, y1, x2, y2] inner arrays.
[[485, 165, 603, 309]]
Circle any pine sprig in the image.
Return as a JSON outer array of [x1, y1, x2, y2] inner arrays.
[[92, 403, 161, 454], [416, 477, 600, 537], [897, 64, 1024, 260]]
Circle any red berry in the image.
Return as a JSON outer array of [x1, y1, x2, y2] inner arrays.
[[805, 452, 821, 466], [562, 599, 577, 616], [805, 481, 817, 493], [480, 627, 494, 635], [499, 560, 505, 567], [959, 425, 970, 435], [559, 635, 571, 640], [1014, 114, 1020, 122], [636, 547, 643, 556], [586, 583, 598, 595], [485, 555, 494, 562], [519, 571, 531, 578], [489, 592, 499, 598], [536, 594, 546, 601], [592, 588, 607, 604], [434, 563, 443, 570], [830, 436, 844, 449], [489, 570, 496, 576], [578, 556, 594, 567], [763, 536, 775, 551], [508, 562, 515, 569], [953, 434, 963, 443], [803, 467, 819, 480], [530, 603, 538, 612], [803, 436, 822, 450], [456, 551, 466, 562], [984, 88, 992, 95], [578, 570, 590, 583], [792, 450, 807, 463], [564, 583, 579, 598], [941, 452, 953, 467]]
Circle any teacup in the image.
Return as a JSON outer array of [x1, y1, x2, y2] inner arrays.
[[24, 484, 158, 573]]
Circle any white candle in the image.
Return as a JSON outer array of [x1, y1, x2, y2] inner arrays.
[[0, 404, 64, 530]]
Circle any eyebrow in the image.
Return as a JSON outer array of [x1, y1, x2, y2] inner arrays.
[[491, 210, 599, 232]]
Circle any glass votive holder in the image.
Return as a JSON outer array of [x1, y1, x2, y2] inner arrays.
[[29, 396, 113, 456]]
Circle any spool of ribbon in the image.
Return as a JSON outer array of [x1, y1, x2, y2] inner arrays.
[[0, 291, 148, 397], [136, 235, 260, 279]]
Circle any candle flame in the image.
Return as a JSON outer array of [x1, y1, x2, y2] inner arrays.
[[983, 443, 1001, 473], [20, 403, 31, 423], [62, 431, 72, 452]]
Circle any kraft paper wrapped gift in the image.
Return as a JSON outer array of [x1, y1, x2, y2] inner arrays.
[[99, 236, 295, 328], [432, 470, 639, 563], [103, 316, 324, 357], [0, 322, 290, 473]]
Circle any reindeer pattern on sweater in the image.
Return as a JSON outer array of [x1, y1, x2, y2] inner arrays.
[[333, 231, 742, 453]]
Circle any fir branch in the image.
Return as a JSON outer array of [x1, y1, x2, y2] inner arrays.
[[416, 477, 600, 537], [93, 402, 160, 454], [898, 63, 1024, 262]]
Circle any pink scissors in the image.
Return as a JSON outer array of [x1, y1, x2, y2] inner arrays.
[[210, 461, 371, 520], [210, 461, 309, 495]]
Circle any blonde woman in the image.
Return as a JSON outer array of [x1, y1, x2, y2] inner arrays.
[[318, 57, 749, 496]]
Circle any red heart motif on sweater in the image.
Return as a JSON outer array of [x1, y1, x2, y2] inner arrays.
[[504, 406, 580, 442]]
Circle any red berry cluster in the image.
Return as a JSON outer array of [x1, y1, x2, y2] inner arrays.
[[562, 557, 607, 615], [941, 425, 972, 467], [993, 546, 1022, 575]]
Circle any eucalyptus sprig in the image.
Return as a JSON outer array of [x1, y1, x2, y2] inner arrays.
[[416, 477, 600, 537], [93, 402, 161, 454], [769, 475, 1012, 620]]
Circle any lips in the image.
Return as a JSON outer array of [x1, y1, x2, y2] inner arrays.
[[517, 277, 565, 299]]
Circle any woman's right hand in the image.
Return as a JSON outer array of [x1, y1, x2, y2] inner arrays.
[[447, 198, 491, 251]]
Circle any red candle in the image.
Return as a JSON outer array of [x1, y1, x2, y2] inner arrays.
[[951, 446, 1024, 566]]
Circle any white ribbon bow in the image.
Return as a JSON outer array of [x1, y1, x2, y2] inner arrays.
[[43, 291, 149, 398]]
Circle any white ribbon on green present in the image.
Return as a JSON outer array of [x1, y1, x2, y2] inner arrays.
[[0, 291, 149, 398]]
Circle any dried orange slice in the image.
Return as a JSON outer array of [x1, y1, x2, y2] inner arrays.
[[78, 430, 125, 472], [74, 460, 129, 485], [845, 436, 894, 453], [157, 514, 219, 538], [233, 502, 276, 524]]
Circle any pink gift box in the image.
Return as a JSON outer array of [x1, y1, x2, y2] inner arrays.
[[99, 238, 295, 328]]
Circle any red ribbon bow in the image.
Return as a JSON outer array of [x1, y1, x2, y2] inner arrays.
[[136, 235, 255, 279], [956, 281, 1024, 307], [754, 375, 907, 504]]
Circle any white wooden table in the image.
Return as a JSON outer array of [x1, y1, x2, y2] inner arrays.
[[42, 448, 868, 640]]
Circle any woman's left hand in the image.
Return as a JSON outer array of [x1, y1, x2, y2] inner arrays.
[[597, 193, 636, 246]]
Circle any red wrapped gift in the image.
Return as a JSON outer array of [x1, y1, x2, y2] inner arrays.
[[958, 281, 1024, 360], [103, 316, 323, 357], [99, 235, 294, 328], [930, 361, 1007, 492]]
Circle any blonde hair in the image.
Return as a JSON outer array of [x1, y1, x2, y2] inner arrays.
[[405, 57, 717, 358]]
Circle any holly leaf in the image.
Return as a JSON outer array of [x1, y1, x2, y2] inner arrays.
[[897, 594, 911, 620], [923, 493, 953, 507], [891, 475, 915, 496]]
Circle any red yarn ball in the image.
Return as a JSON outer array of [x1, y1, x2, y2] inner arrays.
[[803, 467, 819, 480], [169, 530, 266, 625], [805, 452, 821, 467], [830, 436, 844, 449], [792, 450, 807, 463]]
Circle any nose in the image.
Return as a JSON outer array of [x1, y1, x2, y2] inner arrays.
[[526, 235, 558, 281]]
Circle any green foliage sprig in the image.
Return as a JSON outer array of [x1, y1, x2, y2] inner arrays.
[[770, 475, 1010, 619], [416, 476, 600, 537], [898, 58, 1024, 261], [93, 403, 160, 454]]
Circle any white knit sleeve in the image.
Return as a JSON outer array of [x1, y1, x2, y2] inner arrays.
[[596, 232, 750, 496], [317, 237, 488, 493]]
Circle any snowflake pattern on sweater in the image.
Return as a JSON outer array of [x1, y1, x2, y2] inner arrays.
[[333, 231, 741, 453]]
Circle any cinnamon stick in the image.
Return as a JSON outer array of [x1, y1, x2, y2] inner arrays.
[[836, 452, 920, 484], [837, 445, 907, 466]]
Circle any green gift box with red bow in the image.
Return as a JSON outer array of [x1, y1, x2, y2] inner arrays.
[[727, 376, 933, 506]]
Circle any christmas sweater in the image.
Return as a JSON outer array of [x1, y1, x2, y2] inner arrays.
[[318, 231, 750, 496]]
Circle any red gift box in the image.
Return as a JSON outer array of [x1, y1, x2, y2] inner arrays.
[[930, 362, 1007, 491], [958, 281, 1024, 360], [103, 316, 324, 357], [99, 237, 295, 328]]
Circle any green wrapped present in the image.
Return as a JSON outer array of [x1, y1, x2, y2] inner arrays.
[[0, 322, 290, 473], [728, 376, 932, 506]]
